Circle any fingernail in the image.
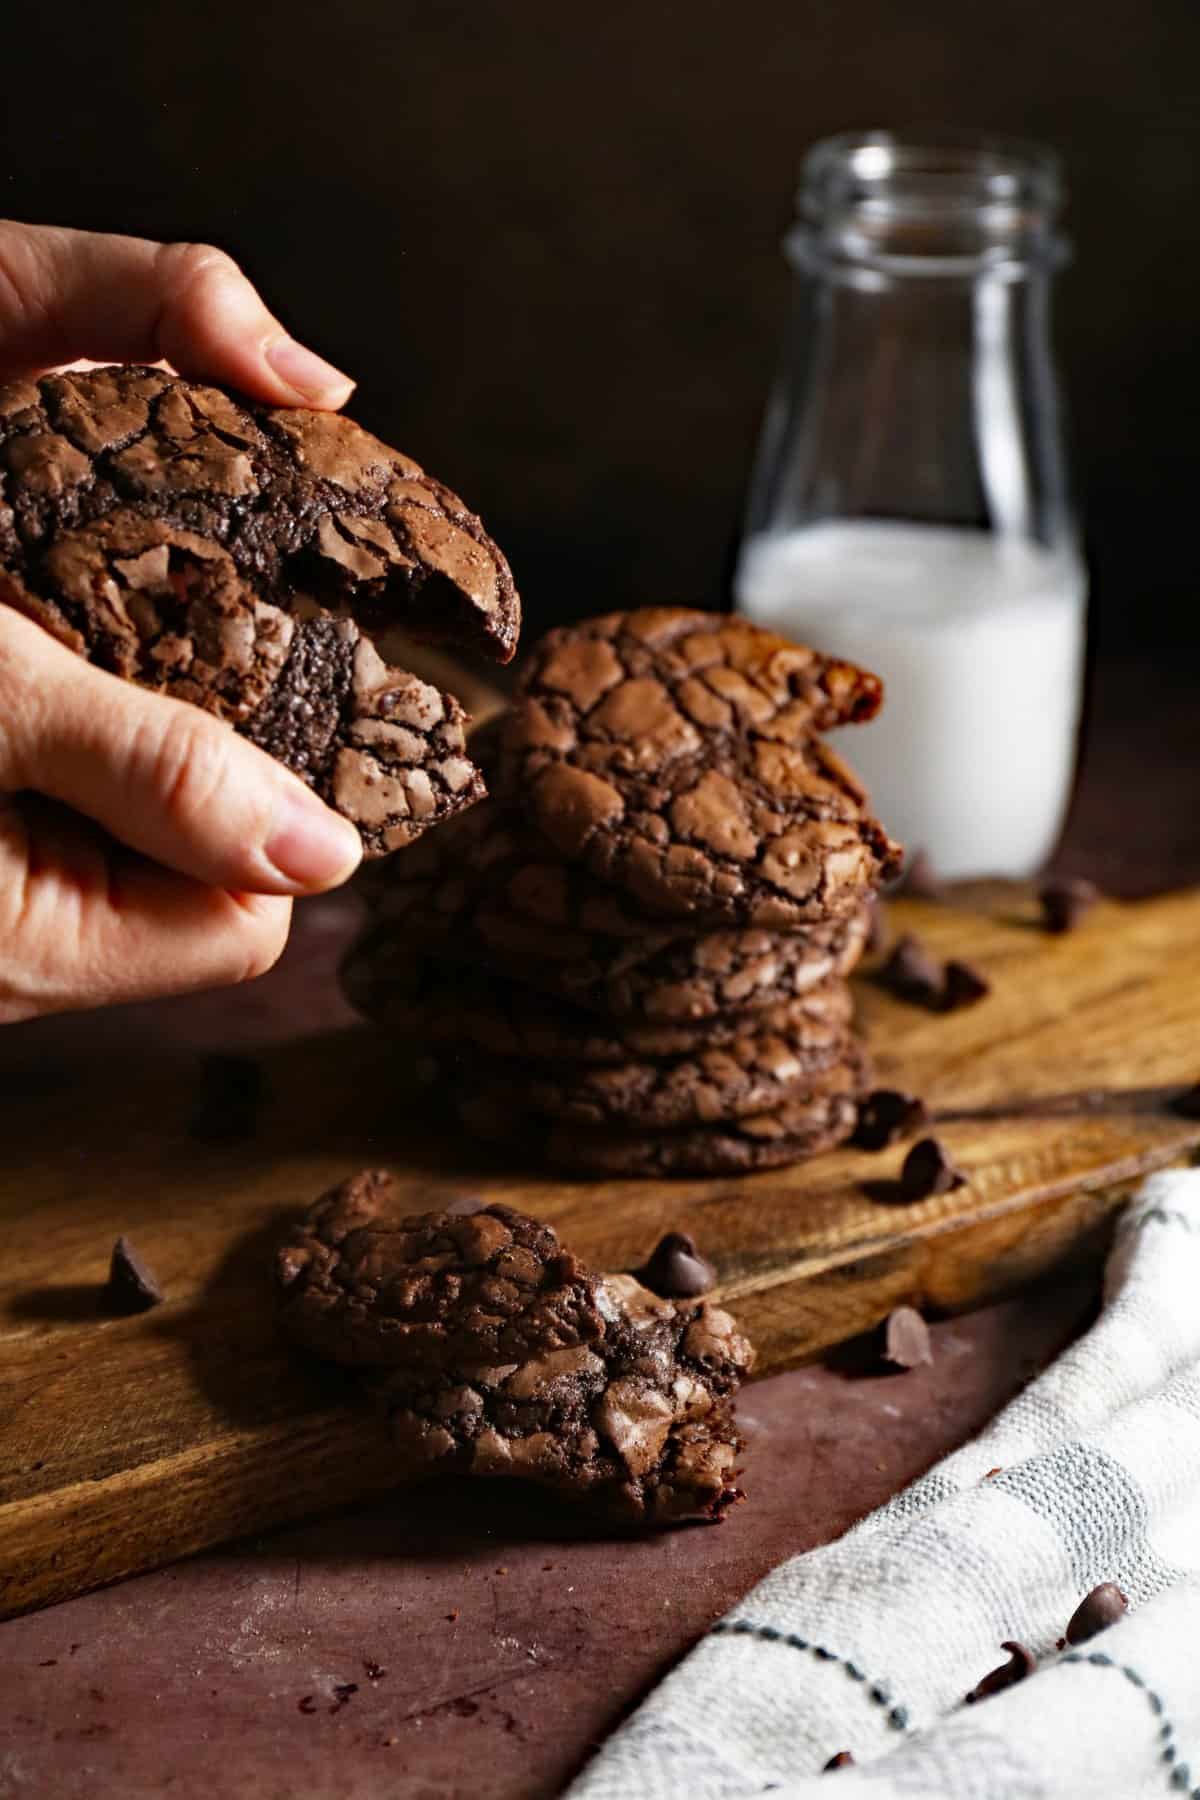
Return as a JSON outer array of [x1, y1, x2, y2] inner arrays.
[[263, 787, 362, 891], [264, 335, 355, 406]]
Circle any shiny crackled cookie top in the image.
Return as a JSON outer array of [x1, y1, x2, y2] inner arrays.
[[0, 364, 519, 662], [497, 608, 899, 928]]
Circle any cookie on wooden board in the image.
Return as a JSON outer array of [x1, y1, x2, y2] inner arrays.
[[459, 1044, 871, 1176], [343, 951, 855, 1064], [497, 609, 900, 926], [277, 1176, 755, 1525]]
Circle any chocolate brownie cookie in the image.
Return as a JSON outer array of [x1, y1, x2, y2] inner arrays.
[[276, 1171, 603, 1368], [345, 952, 854, 1063], [0, 365, 519, 851], [451, 1010, 849, 1131], [535, 911, 870, 1021], [8, 512, 483, 851], [498, 610, 899, 926], [344, 902, 868, 1026], [378, 1271, 751, 1525], [278, 1180, 754, 1526], [364, 794, 701, 941], [460, 1046, 870, 1176]]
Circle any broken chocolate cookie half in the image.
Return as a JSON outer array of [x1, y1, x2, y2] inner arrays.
[[276, 1170, 755, 1526], [0, 366, 519, 854]]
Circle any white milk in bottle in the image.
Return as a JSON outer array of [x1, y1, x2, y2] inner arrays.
[[735, 521, 1086, 880]]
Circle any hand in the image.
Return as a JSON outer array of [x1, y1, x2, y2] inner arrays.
[[0, 222, 364, 1024]]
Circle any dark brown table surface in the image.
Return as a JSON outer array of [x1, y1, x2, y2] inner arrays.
[[2, 657, 1196, 1800]]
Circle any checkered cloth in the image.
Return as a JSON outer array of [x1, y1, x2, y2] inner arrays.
[[569, 1168, 1200, 1799]]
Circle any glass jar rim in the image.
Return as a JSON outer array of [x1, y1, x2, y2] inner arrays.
[[791, 129, 1067, 281], [800, 128, 1063, 222]]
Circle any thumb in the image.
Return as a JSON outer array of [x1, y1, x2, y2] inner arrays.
[[0, 608, 363, 895], [0, 220, 354, 409]]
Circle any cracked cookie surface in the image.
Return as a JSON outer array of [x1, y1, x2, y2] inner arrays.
[[497, 609, 899, 926], [460, 1045, 870, 1175], [446, 1009, 850, 1130], [343, 952, 854, 1063], [346, 894, 869, 1025], [277, 1176, 754, 1525], [0, 366, 519, 852], [276, 1171, 603, 1369]]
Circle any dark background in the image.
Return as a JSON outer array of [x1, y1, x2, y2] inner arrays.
[[2, 0, 1197, 650]]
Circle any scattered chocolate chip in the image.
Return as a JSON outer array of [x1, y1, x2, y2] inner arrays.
[[298, 1695, 318, 1715], [1038, 877, 1100, 934], [189, 1054, 264, 1143], [941, 960, 990, 1011], [38, 1659, 57, 1667], [898, 848, 943, 900], [983, 1467, 1002, 1480], [1065, 1582, 1128, 1645], [1169, 1083, 1200, 1121], [824, 1750, 855, 1770], [853, 1089, 930, 1152], [330, 1682, 359, 1712], [633, 1231, 716, 1298], [363, 1660, 387, 1681], [965, 1641, 1036, 1703], [880, 1306, 933, 1370], [878, 934, 944, 1008], [106, 1237, 164, 1312], [899, 1137, 967, 1201]]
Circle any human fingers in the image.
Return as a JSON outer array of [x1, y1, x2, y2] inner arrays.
[[0, 219, 354, 407], [0, 607, 363, 896]]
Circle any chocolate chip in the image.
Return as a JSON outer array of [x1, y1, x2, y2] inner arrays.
[[330, 1682, 359, 1712], [106, 1237, 164, 1312], [941, 960, 990, 1011], [297, 1696, 318, 1715], [1065, 1582, 1128, 1645], [189, 1054, 264, 1143], [823, 1751, 855, 1770], [899, 1137, 967, 1201], [1038, 877, 1100, 934], [853, 1089, 930, 1152], [1169, 1083, 1200, 1121], [634, 1231, 716, 1299], [965, 1641, 1036, 1703], [880, 1306, 932, 1370], [878, 934, 944, 1008], [898, 848, 943, 899], [363, 1660, 387, 1680]]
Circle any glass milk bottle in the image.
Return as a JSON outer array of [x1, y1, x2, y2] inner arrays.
[[735, 131, 1085, 880]]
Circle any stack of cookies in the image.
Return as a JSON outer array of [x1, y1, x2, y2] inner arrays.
[[343, 608, 900, 1176]]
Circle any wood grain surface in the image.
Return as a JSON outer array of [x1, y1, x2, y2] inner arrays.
[[2, 883, 1199, 1621]]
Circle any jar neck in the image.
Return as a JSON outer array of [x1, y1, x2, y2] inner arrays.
[[791, 130, 1068, 284]]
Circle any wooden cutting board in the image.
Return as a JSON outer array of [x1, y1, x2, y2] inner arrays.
[[3, 884, 1199, 1622]]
